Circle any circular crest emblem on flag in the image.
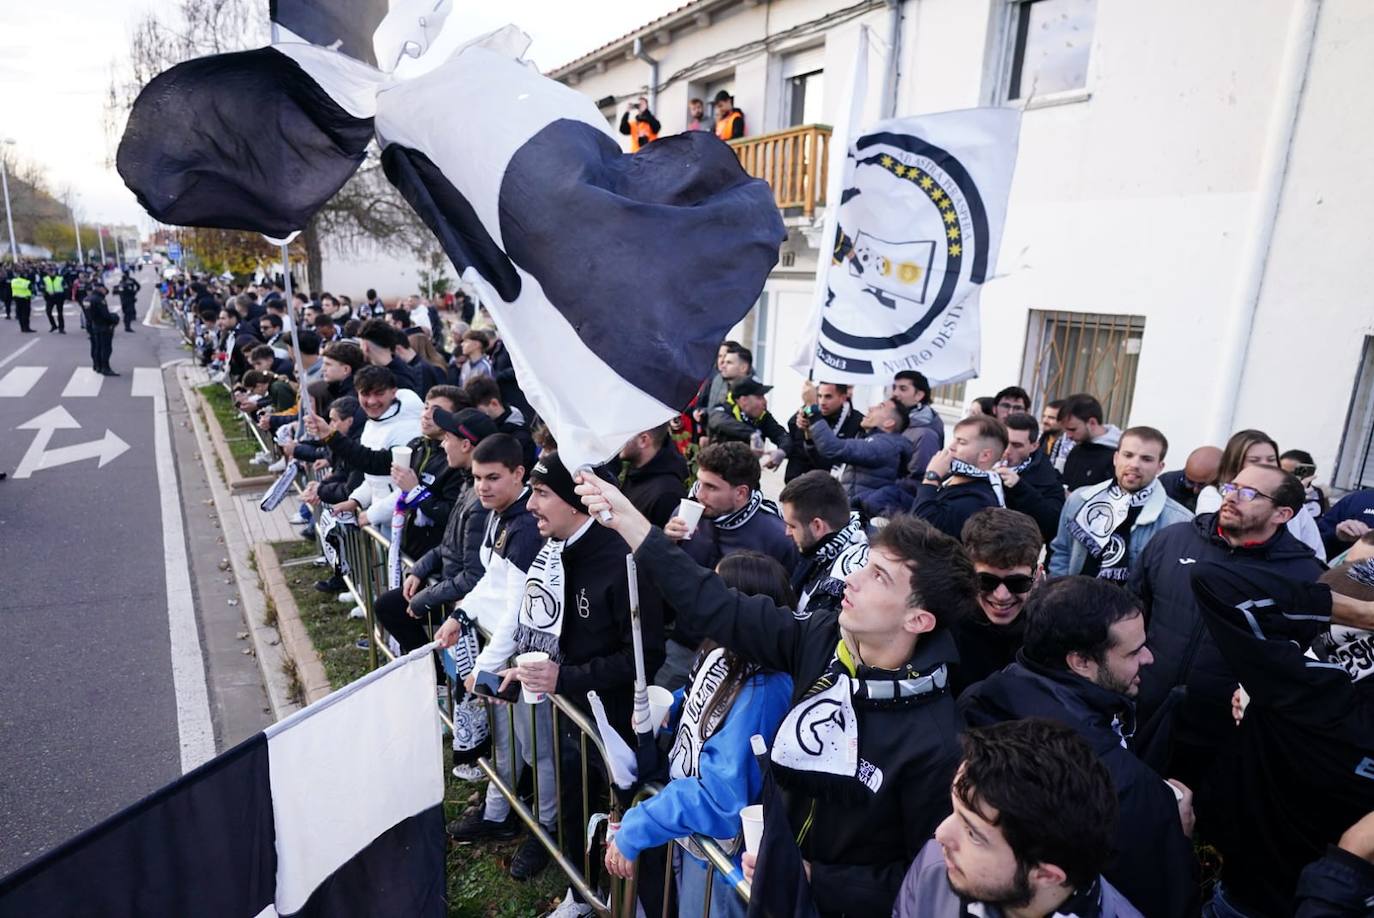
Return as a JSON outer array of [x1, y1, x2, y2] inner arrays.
[[821, 131, 993, 352]]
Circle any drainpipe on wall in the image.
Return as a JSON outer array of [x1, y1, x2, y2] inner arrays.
[[1210, 0, 1321, 442], [881, 0, 904, 119], [632, 37, 660, 112]]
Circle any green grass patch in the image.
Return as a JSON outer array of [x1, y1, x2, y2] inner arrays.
[[198, 383, 262, 478], [271, 540, 565, 916]]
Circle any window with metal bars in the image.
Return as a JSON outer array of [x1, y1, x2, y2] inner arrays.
[[1021, 310, 1145, 428], [931, 381, 968, 407], [1334, 336, 1374, 490]]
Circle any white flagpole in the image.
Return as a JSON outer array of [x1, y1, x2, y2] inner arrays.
[[626, 553, 651, 735], [280, 241, 310, 421]]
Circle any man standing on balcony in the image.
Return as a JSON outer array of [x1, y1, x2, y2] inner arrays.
[[618, 96, 660, 152], [686, 97, 711, 132], [713, 90, 745, 141]]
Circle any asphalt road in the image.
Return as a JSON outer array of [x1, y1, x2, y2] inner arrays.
[[0, 274, 270, 876]]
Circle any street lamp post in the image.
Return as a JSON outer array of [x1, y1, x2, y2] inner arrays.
[[1, 138, 17, 264], [70, 194, 84, 264], [97, 225, 106, 265]]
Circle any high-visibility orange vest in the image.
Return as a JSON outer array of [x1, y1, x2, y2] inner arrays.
[[715, 109, 744, 141], [629, 118, 657, 152]]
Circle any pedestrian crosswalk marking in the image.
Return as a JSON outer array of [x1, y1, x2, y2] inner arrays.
[[0, 366, 45, 398], [61, 368, 104, 398]]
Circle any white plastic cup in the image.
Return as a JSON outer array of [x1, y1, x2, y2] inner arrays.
[[391, 445, 413, 469], [1166, 780, 1185, 803], [515, 651, 550, 704], [675, 498, 705, 539], [740, 804, 764, 855], [646, 685, 674, 730]]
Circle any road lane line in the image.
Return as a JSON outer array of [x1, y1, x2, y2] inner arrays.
[[61, 367, 104, 398], [0, 366, 46, 397], [0, 339, 38, 369], [133, 365, 217, 772]]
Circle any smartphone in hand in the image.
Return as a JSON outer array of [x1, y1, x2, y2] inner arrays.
[[472, 669, 520, 703]]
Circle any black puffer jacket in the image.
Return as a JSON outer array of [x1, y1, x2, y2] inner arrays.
[[960, 657, 1199, 918], [407, 480, 489, 610], [1003, 450, 1065, 544], [1131, 513, 1325, 741], [621, 445, 688, 528]]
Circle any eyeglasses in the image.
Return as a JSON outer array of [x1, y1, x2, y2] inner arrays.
[[976, 572, 1035, 594], [1218, 482, 1276, 504]]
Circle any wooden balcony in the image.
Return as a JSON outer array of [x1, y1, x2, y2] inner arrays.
[[729, 124, 832, 219]]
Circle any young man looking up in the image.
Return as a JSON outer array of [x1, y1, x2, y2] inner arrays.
[[1049, 426, 1189, 580], [576, 475, 977, 917], [895, 719, 1142, 917], [914, 416, 1010, 539], [952, 508, 1042, 694], [808, 397, 914, 517]]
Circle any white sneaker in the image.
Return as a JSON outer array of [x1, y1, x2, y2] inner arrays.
[[451, 763, 484, 782], [249, 451, 271, 466], [337, 592, 353, 604], [267, 457, 287, 473], [545, 890, 593, 918], [348, 606, 366, 619]]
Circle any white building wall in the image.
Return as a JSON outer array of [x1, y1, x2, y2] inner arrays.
[[556, 0, 1374, 481]]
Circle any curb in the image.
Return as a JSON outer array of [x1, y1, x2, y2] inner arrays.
[[178, 365, 302, 722], [254, 544, 332, 704], [194, 385, 279, 493]]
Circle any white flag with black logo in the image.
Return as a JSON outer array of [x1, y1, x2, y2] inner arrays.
[[0, 647, 446, 917], [806, 109, 1020, 386]]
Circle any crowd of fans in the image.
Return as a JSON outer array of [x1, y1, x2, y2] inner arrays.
[[181, 277, 1374, 918]]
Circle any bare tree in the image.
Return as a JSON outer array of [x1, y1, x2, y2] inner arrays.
[[105, 0, 430, 296]]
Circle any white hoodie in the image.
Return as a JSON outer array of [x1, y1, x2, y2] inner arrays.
[[348, 388, 425, 526]]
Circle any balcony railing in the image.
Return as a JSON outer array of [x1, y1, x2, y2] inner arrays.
[[729, 123, 832, 218]]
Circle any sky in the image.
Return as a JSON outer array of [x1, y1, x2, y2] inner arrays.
[[0, 0, 683, 234]]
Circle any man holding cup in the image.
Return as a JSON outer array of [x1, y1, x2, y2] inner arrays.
[[461, 451, 666, 882]]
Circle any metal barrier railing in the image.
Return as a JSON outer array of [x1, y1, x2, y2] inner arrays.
[[197, 328, 753, 917]]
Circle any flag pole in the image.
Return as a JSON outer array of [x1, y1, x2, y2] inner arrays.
[[625, 553, 652, 735], [277, 238, 310, 421]]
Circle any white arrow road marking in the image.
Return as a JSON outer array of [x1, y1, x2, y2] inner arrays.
[[32, 429, 130, 472], [13, 405, 81, 479], [0, 366, 46, 397], [133, 365, 216, 771], [61, 367, 105, 398]]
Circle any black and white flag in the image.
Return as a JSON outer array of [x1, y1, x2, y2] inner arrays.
[[117, 15, 785, 469], [0, 646, 446, 917], [803, 106, 1019, 386]]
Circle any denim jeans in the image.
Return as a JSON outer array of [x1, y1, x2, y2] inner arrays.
[[675, 846, 747, 918], [1203, 882, 1261, 918]]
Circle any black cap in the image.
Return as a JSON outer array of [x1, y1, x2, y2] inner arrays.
[[731, 379, 772, 398], [529, 451, 615, 511], [432, 407, 498, 445], [712, 89, 733, 104]]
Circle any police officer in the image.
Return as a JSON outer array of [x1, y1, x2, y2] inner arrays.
[[86, 282, 121, 376], [10, 269, 35, 333], [43, 266, 66, 333], [115, 272, 141, 332], [1, 265, 12, 320]]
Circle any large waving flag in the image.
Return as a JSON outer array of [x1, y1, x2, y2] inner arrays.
[[801, 107, 1019, 387], [0, 647, 446, 917], [116, 12, 785, 469]]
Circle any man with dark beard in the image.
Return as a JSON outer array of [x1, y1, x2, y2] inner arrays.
[[959, 577, 1199, 917], [895, 719, 1142, 917]]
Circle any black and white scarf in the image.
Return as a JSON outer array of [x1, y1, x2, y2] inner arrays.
[[949, 458, 1005, 507], [1069, 478, 1156, 581], [512, 519, 594, 660], [770, 641, 948, 800], [959, 876, 1105, 917], [793, 513, 869, 619], [447, 609, 489, 754], [688, 482, 780, 531]]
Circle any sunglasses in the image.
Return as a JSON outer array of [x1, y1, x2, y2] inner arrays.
[[976, 572, 1035, 595]]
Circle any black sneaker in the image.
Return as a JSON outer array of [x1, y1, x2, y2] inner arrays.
[[314, 575, 346, 594], [447, 809, 519, 842], [509, 833, 551, 880]]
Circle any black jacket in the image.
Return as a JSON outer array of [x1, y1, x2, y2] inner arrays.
[[408, 479, 489, 609], [706, 405, 792, 454], [1157, 469, 1201, 513], [385, 356, 424, 395], [911, 478, 1000, 540], [636, 528, 962, 918], [307, 405, 368, 505], [621, 446, 688, 529], [1061, 440, 1117, 492], [1295, 845, 1374, 918], [495, 407, 537, 474], [488, 339, 531, 418], [784, 406, 863, 482], [1003, 451, 1065, 544], [86, 292, 120, 330], [949, 611, 1025, 696], [960, 657, 1199, 918], [408, 354, 446, 396], [1190, 562, 1374, 916], [541, 524, 666, 735], [1131, 514, 1325, 744]]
